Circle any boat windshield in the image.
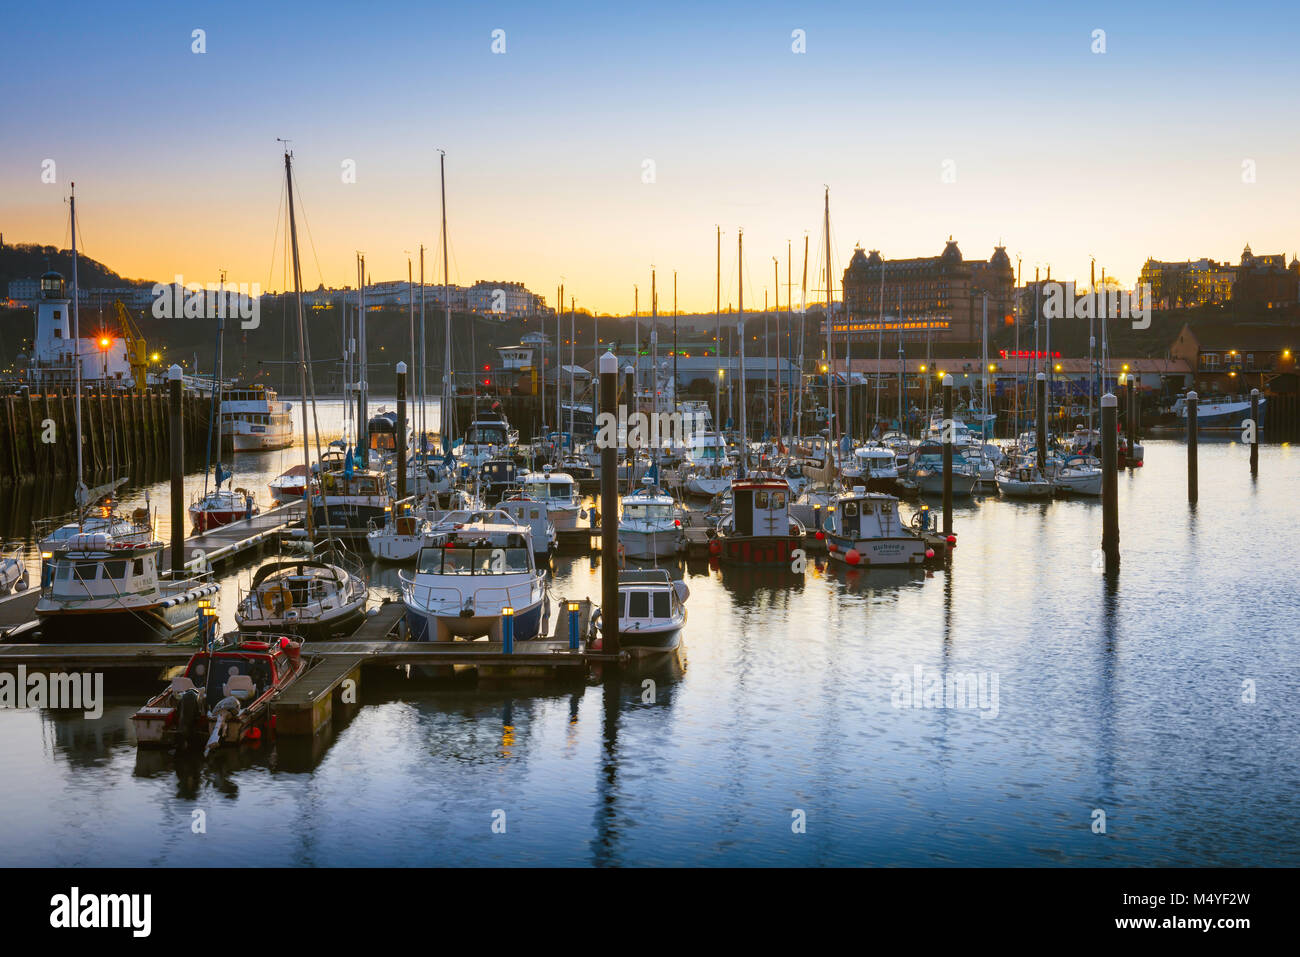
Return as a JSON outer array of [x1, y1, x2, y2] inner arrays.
[[623, 504, 674, 522], [467, 426, 507, 444], [420, 546, 531, 575], [189, 656, 272, 703]]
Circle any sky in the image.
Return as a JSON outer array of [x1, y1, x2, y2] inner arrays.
[[2, 0, 1297, 315]]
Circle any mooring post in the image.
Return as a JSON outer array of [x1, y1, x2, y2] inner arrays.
[[1036, 372, 1047, 472], [568, 600, 580, 651], [395, 361, 407, 504], [1250, 388, 1260, 477], [1186, 390, 1198, 505], [1125, 375, 1136, 466], [501, 605, 515, 655], [168, 364, 184, 576], [1101, 392, 1119, 569], [601, 352, 622, 658]]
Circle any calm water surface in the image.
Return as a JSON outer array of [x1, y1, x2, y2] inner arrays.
[[1, 436, 1297, 866]]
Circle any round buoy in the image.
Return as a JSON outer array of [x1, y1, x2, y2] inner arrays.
[[845, 549, 861, 565], [708, 539, 721, 556], [245, 727, 262, 741], [827, 542, 837, 553], [815, 530, 824, 540], [946, 535, 957, 544], [925, 549, 935, 559]]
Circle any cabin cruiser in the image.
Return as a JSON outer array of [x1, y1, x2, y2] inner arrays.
[[518, 468, 584, 530], [366, 511, 436, 563], [498, 494, 558, 558], [36, 506, 154, 568], [1172, 392, 1264, 430], [843, 445, 902, 494], [821, 487, 927, 567], [1049, 454, 1103, 496], [712, 476, 805, 566], [618, 478, 682, 560], [681, 431, 732, 498], [908, 444, 981, 496], [132, 634, 306, 754], [457, 409, 518, 469], [0, 548, 29, 596], [235, 550, 368, 639], [594, 569, 688, 657], [400, 519, 547, 642], [996, 461, 1054, 499], [35, 533, 218, 642], [478, 457, 522, 506]]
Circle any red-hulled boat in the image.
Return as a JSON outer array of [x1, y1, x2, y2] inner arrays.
[[268, 463, 311, 503], [189, 486, 260, 532], [709, 476, 806, 566], [132, 634, 307, 754]]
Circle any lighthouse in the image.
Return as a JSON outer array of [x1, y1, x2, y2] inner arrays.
[[32, 270, 134, 388]]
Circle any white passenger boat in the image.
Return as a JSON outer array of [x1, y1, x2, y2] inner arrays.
[[220, 384, 295, 452]]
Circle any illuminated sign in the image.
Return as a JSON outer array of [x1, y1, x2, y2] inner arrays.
[[999, 350, 1061, 359]]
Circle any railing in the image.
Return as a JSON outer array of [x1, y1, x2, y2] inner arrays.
[[399, 572, 540, 616]]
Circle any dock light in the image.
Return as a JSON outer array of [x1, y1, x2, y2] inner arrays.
[[567, 601, 581, 650], [717, 368, 724, 379], [501, 606, 515, 654], [41, 552, 52, 560], [98, 336, 110, 350], [988, 364, 996, 372], [1054, 363, 1062, 372], [502, 606, 514, 616], [1284, 349, 1292, 360], [150, 352, 160, 362], [919, 364, 927, 372], [937, 370, 945, 379]]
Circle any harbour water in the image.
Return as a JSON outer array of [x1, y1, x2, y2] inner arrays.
[[0, 436, 1296, 866]]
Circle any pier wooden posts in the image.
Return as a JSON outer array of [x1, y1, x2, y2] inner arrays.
[[600, 352, 621, 658], [1125, 376, 1137, 465], [395, 362, 407, 503], [168, 365, 184, 575], [942, 374, 953, 536], [1036, 372, 1047, 472], [1186, 391, 1198, 505], [1101, 392, 1119, 569], [1250, 388, 1260, 477]]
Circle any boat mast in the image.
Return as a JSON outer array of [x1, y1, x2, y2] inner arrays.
[[569, 295, 575, 439], [439, 151, 454, 450], [981, 292, 989, 430], [773, 257, 780, 442], [70, 184, 87, 515], [715, 226, 721, 434], [738, 232, 747, 457], [419, 244, 426, 457], [358, 253, 368, 460], [823, 188, 836, 477], [798, 234, 808, 437], [284, 150, 316, 542]]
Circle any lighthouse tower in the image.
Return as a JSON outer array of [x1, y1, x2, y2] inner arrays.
[[31, 269, 134, 388]]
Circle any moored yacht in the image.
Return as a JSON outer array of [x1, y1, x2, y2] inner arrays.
[[235, 550, 368, 639], [594, 569, 688, 657], [618, 478, 682, 560]]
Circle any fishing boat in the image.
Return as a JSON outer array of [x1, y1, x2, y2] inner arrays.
[[35, 533, 218, 642], [234, 551, 368, 640], [593, 569, 688, 657], [618, 477, 682, 560], [0, 548, 29, 596], [457, 408, 518, 469], [479, 457, 522, 506], [311, 458, 389, 531], [132, 634, 306, 754], [681, 430, 732, 498], [821, 487, 927, 567], [711, 476, 805, 566], [400, 518, 547, 642], [268, 463, 311, 503]]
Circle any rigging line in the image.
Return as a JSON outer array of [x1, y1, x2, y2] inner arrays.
[[291, 174, 329, 291], [266, 176, 287, 294]]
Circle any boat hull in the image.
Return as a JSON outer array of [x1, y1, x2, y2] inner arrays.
[[36, 600, 206, 643], [238, 603, 367, 641], [826, 534, 927, 567], [619, 527, 679, 560], [714, 534, 804, 566], [405, 597, 545, 643]]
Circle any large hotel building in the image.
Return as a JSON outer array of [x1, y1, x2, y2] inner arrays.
[[838, 238, 1015, 344]]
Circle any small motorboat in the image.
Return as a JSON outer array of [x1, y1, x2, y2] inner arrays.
[[821, 487, 927, 567], [235, 550, 369, 640], [268, 463, 311, 503], [132, 634, 307, 754], [618, 477, 682, 560], [189, 485, 259, 533], [593, 569, 688, 657], [712, 476, 805, 566], [996, 463, 1054, 499], [1051, 454, 1102, 496]]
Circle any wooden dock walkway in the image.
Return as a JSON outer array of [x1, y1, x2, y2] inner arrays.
[[0, 642, 195, 669], [163, 502, 305, 572]]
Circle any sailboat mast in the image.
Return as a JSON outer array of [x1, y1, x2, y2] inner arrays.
[[439, 151, 453, 447], [419, 245, 426, 455], [715, 226, 721, 432], [284, 151, 315, 541], [823, 189, 836, 469], [70, 184, 86, 511], [798, 234, 808, 436], [738, 230, 747, 453], [569, 296, 575, 439]]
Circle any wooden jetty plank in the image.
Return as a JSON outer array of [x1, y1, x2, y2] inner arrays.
[[0, 643, 195, 668], [0, 591, 40, 638], [160, 502, 304, 571], [347, 601, 405, 641], [272, 654, 367, 736]]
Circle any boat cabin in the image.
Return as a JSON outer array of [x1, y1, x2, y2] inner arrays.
[[521, 471, 577, 504], [729, 479, 792, 537], [617, 569, 688, 624], [417, 529, 534, 576], [319, 469, 386, 498], [829, 489, 903, 538], [42, 542, 160, 597], [182, 639, 295, 706]]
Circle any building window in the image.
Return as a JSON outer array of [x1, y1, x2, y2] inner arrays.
[[1200, 353, 1220, 369]]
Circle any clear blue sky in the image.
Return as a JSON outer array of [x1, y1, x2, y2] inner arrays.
[[3, 0, 1297, 312]]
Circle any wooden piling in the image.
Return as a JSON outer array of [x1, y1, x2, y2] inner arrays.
[[1101, 392, 1119, 569], [1186, 390, 1198, 505], [1250, 388, 1259, 477], [600, 352, 621, 658], [169, 366, 185, 574], [942, 373, 953, 537]]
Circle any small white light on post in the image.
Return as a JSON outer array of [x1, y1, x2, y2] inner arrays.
[[942, 374, 953, 388], [599, 351, 617, 376], [168, 363, 183, 381], [396, 361, 407, 374]]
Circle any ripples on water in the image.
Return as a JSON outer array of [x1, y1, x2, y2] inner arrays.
[[1, 435, 1297, 866]]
